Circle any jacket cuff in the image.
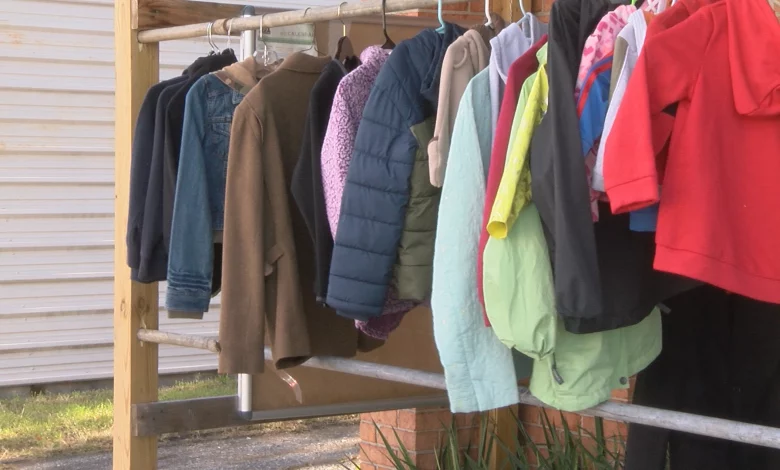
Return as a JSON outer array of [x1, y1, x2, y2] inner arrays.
[[166, 285, 211, 313], [606, 176, 659, 215], [168, 309, 205, 320]]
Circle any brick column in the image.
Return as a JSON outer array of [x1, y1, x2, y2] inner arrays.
[[359, 408, 482, 470]]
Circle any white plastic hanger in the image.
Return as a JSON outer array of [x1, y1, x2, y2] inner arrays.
[[485, 0, 493, 28]]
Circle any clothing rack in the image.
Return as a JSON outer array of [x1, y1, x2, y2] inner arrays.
[[114, 1, 780, 469]]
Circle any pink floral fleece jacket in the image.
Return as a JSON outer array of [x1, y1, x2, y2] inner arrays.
[[320, 45, 417, 340]]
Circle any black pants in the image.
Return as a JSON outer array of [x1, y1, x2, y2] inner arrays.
[[624, 286, 780, 470]]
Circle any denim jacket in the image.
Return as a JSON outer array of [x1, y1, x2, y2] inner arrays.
[[167, 59, 270, 315]]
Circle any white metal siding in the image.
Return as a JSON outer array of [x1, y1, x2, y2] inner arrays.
[[0, 0, 336, 387]]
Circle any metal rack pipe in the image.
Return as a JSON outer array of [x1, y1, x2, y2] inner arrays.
[[137, 0, 465, 43], [134, 334, 780, 448]]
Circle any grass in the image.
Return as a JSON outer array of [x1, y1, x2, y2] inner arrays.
[[0, 375, 357, 463]]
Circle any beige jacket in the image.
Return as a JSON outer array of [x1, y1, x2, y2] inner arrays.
[[219, 53, 365, 375], [428, 26, 497, 187]]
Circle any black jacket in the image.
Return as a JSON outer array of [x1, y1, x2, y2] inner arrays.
[[529, 0, 697, 333], [127, 75, 186, 282], [291, 60, 347, 303], [128, 52, 237, 283]]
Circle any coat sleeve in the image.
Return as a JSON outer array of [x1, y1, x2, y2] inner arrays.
[[127, 82, 165, 271], [328, 79, 416, 319], [218, 103, 268, 374], [165, 80, 212, 317], [604, 14, 711, 214]]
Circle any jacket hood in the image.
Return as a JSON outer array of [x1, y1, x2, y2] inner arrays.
[[728, 0, 780, 116], [184, 50, 237, 76], [219, 56, 278, 89], [420, 23, 467, 105], [451, 29, 492, 77]]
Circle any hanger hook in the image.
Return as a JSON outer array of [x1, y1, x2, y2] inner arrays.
[[225, 18, 235, 51], [519, 0, 528, 16], [301, 7, 321, 56], [485, 0, 493, 28], [436, 0, 445, 33], [338, 2, 347, 36], [206, 22, 216, 52], [381, 0, 389, 33]]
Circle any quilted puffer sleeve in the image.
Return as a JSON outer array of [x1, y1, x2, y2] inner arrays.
[[327, 64, 417, 320]]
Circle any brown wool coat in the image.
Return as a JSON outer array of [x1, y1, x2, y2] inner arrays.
[[219, 53, 367, 375]]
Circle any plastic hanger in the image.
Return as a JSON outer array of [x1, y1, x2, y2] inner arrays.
[[484, 0, 493, 28], [518, 0, 527, 16], [381, 0, 396, 49], [254, 15, 279, 66], [436, 0, 446, 34], [334, 3, 355, 61]]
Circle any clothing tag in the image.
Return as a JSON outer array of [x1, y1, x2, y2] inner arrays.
[[658, 303, 672, 314]]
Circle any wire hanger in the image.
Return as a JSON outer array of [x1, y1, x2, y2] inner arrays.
[[436, 0, 446, 34], [484, 0, 493, 28], [301, 7, 324, 56], [225, 18, 235, 53], [381, 0, 395, 49], [206, 22, 220, 54], [334, 2, 355, 61]]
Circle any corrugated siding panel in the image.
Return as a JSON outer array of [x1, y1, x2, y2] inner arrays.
[[0, 0, 324, 387]]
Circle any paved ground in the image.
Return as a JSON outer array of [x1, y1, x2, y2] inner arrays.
[[7, 423, 359, 470]]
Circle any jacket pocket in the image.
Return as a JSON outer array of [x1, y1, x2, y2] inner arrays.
[[264, 245, 284, 277]]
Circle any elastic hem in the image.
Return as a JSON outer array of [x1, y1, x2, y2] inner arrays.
[[655, 244, 780, 305]]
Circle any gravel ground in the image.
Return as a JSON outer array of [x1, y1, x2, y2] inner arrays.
[[7, 423, 359, 470]]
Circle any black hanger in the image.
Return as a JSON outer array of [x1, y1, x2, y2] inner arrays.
[[381, 0, 395, 50]]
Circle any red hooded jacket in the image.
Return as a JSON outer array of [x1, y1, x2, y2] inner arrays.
[[604, 0, 780, 304]]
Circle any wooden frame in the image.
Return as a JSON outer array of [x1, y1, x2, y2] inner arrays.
[[114, 1, 523, 469]]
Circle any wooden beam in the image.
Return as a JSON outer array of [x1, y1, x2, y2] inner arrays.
[[115, 1, 160, 469], [136, 0, 467, 43], [134, 396, 244, 436], [137, 329, 221, 354], [492, 0, 532, 23], [133, 0, 243, 30], [488, 405, 519, 469]]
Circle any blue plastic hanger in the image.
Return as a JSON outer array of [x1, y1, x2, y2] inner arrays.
[[436, 0, 446, 33]]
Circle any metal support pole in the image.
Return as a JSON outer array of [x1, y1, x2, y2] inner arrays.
[[235, 5, 256, 420], [239, 6, 256, 61], [137, 0, 465, 43]]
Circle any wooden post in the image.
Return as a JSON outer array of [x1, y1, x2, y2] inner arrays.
[[114, 1, 160, 469]]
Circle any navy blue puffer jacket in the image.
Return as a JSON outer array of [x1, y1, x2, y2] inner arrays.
[[327, 24, 465, 320]]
